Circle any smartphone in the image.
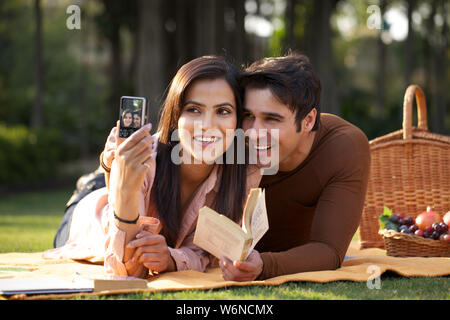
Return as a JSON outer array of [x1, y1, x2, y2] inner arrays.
[[118, 96, 148, 138]]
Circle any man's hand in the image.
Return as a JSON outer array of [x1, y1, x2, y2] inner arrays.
[[219, 250, 263, 282]]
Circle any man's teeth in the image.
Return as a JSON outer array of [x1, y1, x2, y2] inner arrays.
[[254, 145, 271, 150], [194, 136, 218, 142]]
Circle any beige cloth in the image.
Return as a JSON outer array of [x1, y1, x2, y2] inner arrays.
[[1, 241, 449, 299]]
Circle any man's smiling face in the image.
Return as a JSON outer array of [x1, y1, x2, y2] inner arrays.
[[242, 87, 317, 172]]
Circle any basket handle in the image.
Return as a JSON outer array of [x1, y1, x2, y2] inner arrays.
[[403, 84, 428, 140]]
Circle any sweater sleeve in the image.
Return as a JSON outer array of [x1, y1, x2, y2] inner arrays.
[[168, 233, 212, 272], [258, 131, 370, 279], [104, 210, 162, 277]]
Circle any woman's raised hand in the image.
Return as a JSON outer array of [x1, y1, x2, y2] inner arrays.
[[109, 122, 155, 228], [114, 122, 155, 194]]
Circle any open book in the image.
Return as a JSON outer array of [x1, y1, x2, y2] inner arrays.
[[0, 275, 147, 296], [193, 188, 268, 261]]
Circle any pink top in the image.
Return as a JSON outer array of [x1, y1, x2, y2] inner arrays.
[[43, 134, 262, 277]]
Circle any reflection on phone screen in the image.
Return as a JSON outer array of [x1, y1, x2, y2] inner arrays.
[[119, 97, 146, 138]]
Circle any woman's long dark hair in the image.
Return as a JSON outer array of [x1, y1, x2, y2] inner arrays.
[[153, 56, 247, 247]]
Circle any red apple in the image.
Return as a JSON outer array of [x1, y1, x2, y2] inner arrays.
[[415, 207, 442, 231], [442, 234, 450, 243], [444, 211, 450, 226]]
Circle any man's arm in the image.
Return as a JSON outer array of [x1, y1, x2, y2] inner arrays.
[[258, 136, 370, 279], [218, 126, 371, 281], [219, 164, 370, 281]]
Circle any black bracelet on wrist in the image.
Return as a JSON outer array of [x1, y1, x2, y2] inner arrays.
[[114, 211, 139, 224]]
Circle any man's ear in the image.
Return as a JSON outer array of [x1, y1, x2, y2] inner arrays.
[[302, 108, 317, 132]]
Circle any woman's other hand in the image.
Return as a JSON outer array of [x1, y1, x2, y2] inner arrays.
[[127, 231, 176, 273]]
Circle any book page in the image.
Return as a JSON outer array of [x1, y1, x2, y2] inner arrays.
[[0, 278, 94, 295], [247, 189, 269, 254], [241, 189, 260, 232], [193, 207, 248, 261]]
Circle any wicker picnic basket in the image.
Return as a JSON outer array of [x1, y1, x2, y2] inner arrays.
[[359, 84, 450, 250], [378, 229, 450, 257]]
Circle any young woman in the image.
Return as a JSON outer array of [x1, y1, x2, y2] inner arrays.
[[121, 109, 133, 127], [44, 56, 261, 279]]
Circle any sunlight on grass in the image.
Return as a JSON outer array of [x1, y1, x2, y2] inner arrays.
[[79, 277, 450, 300], [0, 215, 60, 252], [0, 188, 72, 253]]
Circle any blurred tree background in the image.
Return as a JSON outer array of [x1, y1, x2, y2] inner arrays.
[[0, 0, 448, 190]]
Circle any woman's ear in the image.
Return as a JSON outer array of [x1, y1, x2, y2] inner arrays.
[[302, 108, 317, 132]]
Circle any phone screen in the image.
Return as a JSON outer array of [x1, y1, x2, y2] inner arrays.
[[119, 96, 147, 138]]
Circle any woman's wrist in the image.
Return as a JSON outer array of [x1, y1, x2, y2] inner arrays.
[[114, 211, 139, 224], [113, 192, 139, 222], [167, 254, 177, 272], [99, 151, 111, 172]]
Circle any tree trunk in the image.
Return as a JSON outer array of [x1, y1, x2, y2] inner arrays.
[[404, 0, 415, 88], [31, 0, 43, 128], [284, 0, 296, 53], [306, 0, 339, 115], [431, 0, 447, 134], [78, 21, 89, 161], [375, 0, 386, 119], [215, 0, 226, 57], [422, 1, 435, 116], [107, 23, 122, 127], [135, 0, 168, 131], [175, 0, 189, 65], [232, 0, 246, 64]]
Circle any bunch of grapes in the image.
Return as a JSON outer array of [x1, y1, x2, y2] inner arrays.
[[390, 213, 450, 242]]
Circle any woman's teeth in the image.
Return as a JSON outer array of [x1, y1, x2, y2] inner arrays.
[[254, 145, 271, 150], [194, 136, 218, 143]]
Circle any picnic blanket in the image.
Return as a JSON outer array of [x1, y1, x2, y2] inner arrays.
[[1, 242, 449, 300]]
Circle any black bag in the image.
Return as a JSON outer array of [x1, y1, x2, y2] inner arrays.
[[53, 167, 106, 248]]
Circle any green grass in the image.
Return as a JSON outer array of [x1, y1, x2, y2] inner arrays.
[[0, 188, 449, 300], [77, 277, 449, 300], [0, 189, 71, 253]]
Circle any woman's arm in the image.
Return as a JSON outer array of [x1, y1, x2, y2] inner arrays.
[[104, 123, 156, 278], [111, 122, 154, 242]]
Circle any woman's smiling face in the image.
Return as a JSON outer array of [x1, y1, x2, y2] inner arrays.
[[177, 77, 237, 164], [123, 112, 133, 127]]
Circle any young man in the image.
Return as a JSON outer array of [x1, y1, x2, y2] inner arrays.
[[219, 54, 371, 281]]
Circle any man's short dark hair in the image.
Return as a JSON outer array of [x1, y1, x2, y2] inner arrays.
[[240, 53, 321, 132]]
